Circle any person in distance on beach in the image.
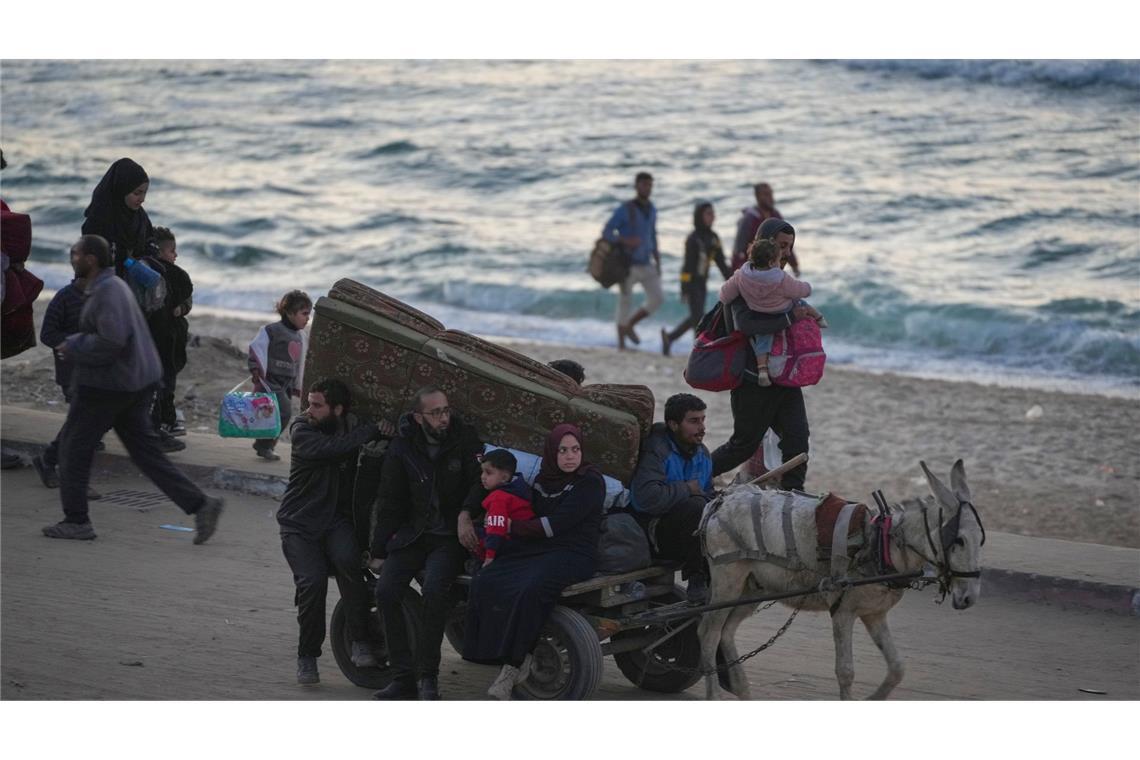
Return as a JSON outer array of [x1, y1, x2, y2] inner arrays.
[[41, 235, 223, 543], [278, 378, 395, 686], [731, 182, 798, 275], [248, 290, 311, 461], [661, 201, 731, 356], [603, 172, 664, 351]]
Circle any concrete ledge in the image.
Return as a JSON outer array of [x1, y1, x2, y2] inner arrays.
[[4, 404, 1137, 616]]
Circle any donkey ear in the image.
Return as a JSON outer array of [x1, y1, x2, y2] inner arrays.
[[949, 459, 971, 503], [920, 460, 957, 508]]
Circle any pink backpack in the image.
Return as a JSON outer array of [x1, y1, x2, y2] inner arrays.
[[768, 319, 826, 387]]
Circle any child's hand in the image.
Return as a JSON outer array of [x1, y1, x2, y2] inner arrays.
[[482, 558, 493, 568]]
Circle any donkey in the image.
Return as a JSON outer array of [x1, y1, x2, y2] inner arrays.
[[696, 460, 984, 700]]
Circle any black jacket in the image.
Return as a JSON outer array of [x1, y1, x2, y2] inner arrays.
[[370, 412, 484, 559], [277, 414, 381, 540]]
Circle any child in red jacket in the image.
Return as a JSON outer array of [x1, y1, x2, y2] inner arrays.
[[476, 449, 534, 567]]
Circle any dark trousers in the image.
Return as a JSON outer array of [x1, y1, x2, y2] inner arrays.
[[710, 382, 810, 490], [647, 495, 708, 579], [665, 281, 708, 343], [255, 391, 292, 453], [42, 388, 74, 468], [281, 519, 371, 659], [152, 368, 178, 429], [374, 533, 466, 680], [58, 385, 206, 524]]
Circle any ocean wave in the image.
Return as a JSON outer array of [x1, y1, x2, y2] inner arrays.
[[197, 243, 283, 266], [359, 140, 420, 158], [835, 60, 1140, 94]]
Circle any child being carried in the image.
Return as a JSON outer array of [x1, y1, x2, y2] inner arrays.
[[474, 449, 535, 568], [719, 237, 827, 386]]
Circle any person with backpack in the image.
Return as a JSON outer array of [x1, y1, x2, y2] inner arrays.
[[731, 182, 798, 274], [661, 201, 731, 356], [602, 172, 663, 351]]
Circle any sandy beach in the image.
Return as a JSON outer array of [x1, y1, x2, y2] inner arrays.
[[2, 297, 1137, 548]]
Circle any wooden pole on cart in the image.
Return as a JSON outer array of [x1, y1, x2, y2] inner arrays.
[[736, 452, 809, 489]]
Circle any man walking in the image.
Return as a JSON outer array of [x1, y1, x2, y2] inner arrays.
[[368, 386, 483, 700], [629, 393, 715, 602], [732, 182, 797, 274], [41, 235, 223, 542], [603, 172, 663, 350], [279, 377, 394, 685]]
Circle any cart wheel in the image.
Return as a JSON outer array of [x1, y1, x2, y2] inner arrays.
[[330, 589, 422, 690], [612, 585, 704, 693], [513, 606, 602, 701]]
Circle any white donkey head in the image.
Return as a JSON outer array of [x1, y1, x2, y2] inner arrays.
[[919, 459, 985, 610]]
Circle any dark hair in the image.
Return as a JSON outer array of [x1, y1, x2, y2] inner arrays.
[[154, 226, 176, 244], [692, 201, 714, 230], [748, 237, 779, 268], [753, 182, 772, 194], [664, 393, 706, 424], [411, 385, 445, 412], [481, 448, 517, 475], [548, 359, 585, 385], [308, 377, 352, 413], [635, 171, 653, 184], [76, 234, 113, 268], [276, 289, 312, 317]]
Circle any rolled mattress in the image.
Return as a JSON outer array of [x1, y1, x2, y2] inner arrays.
[[305, 279, 653, 484]]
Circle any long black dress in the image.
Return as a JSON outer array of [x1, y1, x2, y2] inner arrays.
[[462, 469, 604, 667]]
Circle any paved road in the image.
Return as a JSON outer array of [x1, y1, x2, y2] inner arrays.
[[2, 466, 1136, 701]]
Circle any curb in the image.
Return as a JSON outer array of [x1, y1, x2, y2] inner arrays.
[[4, 436, 1137, 617]]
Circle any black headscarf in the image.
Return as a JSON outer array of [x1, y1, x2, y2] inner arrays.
[[691, 201, 718, 250], [536, 424, 601, 493], [755, 217, 796, 262], [82, 158, 154, 276]]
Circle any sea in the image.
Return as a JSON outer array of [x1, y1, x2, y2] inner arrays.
[[2, 59, 1138, 397]]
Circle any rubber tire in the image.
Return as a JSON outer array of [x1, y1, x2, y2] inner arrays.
[[330, 589, 423, 690], [612, 585, 703, 693], [513, 606, 603, 701]]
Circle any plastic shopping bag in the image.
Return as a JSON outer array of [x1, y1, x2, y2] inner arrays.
[[218, 380, 281, 438]]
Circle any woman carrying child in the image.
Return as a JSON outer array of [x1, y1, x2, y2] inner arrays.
[[459, 424, 604, 700], [248, 290, 311, 461]]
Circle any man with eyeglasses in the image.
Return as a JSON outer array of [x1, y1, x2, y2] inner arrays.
[[368, 386, 483, 700]]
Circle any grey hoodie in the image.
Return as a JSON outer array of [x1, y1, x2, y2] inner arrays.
[[64, 267, 162, 393]]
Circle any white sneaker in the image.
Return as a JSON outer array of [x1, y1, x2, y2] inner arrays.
[[487, 664, 520, 700]]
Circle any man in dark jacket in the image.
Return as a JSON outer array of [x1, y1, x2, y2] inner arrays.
[[368, 386, 483, 700], [278, 377, 394, 685], [33, 277, 103, 499], [41, 235, 223, 543], [630, 393, 715, 602]]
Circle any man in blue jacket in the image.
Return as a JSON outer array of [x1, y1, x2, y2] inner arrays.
[[41, 235, 223, 543], [629, 393, 714, 602], [603, 172, 663, 351]]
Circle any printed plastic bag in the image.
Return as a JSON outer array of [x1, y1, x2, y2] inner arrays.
[[218, 379, 281, 438]]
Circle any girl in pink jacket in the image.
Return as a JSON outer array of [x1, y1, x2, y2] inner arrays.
[[719, 238, 827, 385]]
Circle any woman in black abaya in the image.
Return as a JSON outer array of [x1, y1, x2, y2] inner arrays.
[[461, 423, 604, 699], [82, 157, 157, 277]]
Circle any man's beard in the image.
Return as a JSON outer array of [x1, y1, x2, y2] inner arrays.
[[315, 415, 339, 434], [421, 421, 447, 442]]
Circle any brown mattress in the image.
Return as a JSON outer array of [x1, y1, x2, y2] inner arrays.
[[305, 279, 653, 483]]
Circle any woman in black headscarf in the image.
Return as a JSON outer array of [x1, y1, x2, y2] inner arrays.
[[661, 201, 732, 356], [82, 158, 157, 277], [461, 423, 604, 699]]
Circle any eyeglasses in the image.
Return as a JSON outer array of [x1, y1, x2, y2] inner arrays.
[[420, 406, 451, 419]]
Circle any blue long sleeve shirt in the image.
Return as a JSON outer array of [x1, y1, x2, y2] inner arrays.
[[603, 200, 658, 266]]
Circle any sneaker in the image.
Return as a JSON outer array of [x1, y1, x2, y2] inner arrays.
[[296, 656, 319, 685], [87, 486, 102, 501], [32, 455, 60, 489], [686, 572, 710, 604], [417, 675, 441, 701], [193, 496, 224, 545], [372, 677, 417, 700], [487, 664, 521, 700], [255, 448, 281, 462], [167, 422, 187, 437], [42, 521, 97, 540], [1, 451, 22, 470], [157, 434, 186, 453], [350, 641, 377, 668], [756, 366, 772, 387]]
